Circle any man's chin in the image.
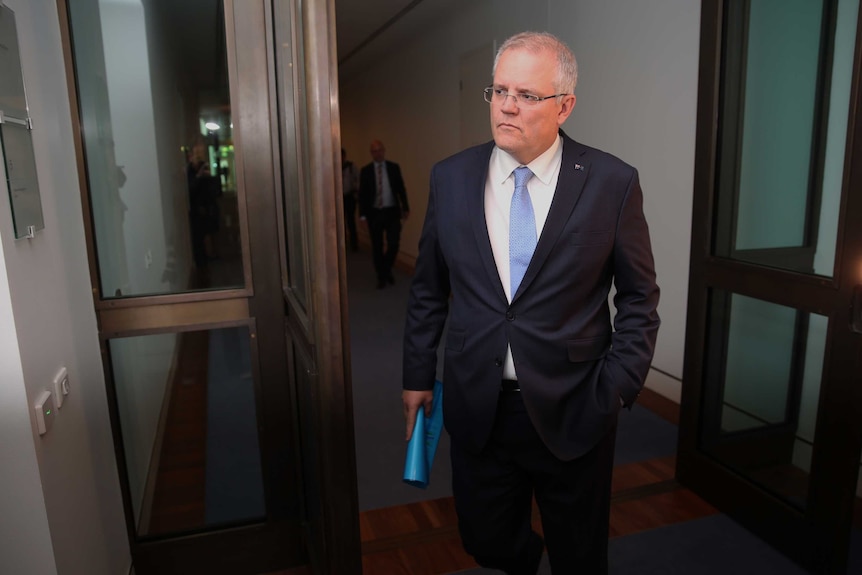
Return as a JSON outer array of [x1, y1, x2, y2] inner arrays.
[[493, 136, 522, 158]]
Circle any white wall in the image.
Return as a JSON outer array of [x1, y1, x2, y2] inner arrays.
[[0, 216, 57, 574], [0, 1, 130, 573], [339, 0, 700, 397]]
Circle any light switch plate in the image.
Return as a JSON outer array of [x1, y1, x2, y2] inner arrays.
[[34, 390, 54, 436]]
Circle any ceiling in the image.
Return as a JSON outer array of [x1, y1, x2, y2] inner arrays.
[[334, 0, 419, 64], [334, 0, 461, 72]]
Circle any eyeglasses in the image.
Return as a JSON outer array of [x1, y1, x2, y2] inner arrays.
[[483, 87, 568, 106]]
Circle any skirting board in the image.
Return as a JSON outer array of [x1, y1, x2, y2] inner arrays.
[[645, 368, 681, 404]]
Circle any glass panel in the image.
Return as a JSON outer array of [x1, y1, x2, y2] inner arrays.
[[273, 0, 311, 313], [714, 0, 858, 277], [109, 326, 264, 538], [67, 0, 243, 298], [702, 291, 825, 510]]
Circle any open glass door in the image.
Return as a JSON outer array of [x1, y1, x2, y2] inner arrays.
[[679, 0, 862, 572], [59, 0, 358, 572]]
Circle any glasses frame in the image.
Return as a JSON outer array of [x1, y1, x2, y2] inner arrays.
[[483, 86, 569, 106]]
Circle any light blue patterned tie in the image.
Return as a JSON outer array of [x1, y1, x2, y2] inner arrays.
[[509, 166, 536, 296]]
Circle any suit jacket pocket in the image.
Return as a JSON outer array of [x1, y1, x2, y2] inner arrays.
[[445, 329, 465, 352], [567, 335, 611, 362], [569, 231, 611, 246]]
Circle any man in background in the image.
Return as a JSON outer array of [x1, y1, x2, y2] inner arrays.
[[402, 32, 660, 574], [359, 140, 410, 289]]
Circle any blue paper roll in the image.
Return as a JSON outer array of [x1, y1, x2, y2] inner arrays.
[[403, 380, 443, 489]]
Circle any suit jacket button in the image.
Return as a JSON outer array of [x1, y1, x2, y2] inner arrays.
[[494, 357, 502, 367], [506, 311, 515, 321]]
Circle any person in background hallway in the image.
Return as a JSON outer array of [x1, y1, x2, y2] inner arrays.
[[342, 148, 359, 251], [402, 32, 660, 575], [359, 139, 410, 289], [187, 141, 211, 268]]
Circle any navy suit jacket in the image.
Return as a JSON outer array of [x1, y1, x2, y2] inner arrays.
[[403, 131, 660, 461], [358, 160, 409, 219]]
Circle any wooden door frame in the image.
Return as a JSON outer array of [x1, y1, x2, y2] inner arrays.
[[276, 0, 362, 571]]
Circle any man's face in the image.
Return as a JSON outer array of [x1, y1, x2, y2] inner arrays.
[[490, 48, 576, 165], [370, 141, 386, 163]]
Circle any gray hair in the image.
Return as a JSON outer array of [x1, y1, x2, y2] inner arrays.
[[493, 31, 578, 93]]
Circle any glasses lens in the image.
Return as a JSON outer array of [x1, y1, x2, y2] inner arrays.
[[483, 89, 493, 103]]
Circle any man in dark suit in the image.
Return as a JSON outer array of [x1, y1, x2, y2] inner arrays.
[[402, 32, 660, 574], [359, 140, 410, 288]]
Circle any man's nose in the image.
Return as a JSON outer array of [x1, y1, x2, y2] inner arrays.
[[500, 94, 519, 112]]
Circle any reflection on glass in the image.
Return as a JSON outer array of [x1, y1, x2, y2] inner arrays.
[[67, 0, 243, 298], [714, 0, 858, 277], [703, 291, 825, 510], [109, 327, 264, 538]]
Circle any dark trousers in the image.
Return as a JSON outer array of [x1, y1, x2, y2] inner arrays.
[[451, 390, 617, 575], [343, 194, 358, 250], [368, 207, 401, 281]]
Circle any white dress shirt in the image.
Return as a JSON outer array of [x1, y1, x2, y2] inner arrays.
[[375, 161, 395, 207], [484, 135, 564, 381]]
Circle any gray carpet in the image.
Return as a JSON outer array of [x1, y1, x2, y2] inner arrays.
[[454, 514, 811, 574], [348, 249, 453, 511], [614, 403, 678, 466]]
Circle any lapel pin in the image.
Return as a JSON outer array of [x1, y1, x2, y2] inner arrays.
[[574, 163, 584, 171]]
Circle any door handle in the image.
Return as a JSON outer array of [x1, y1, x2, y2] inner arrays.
[[853, 286, 862, 334]]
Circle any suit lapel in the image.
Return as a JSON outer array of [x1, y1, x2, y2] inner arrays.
[[513, 134, 590, 301], [467, 142, 509, 304]]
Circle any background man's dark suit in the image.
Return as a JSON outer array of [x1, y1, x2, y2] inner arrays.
[[359, 160, 409, 285]]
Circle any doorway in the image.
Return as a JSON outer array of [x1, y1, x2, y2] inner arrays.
[[58, 0, 359, 573], [679, 0, 862, 572]]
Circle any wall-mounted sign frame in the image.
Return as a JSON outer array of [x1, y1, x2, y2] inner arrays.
[[0, 3, 44, 240]]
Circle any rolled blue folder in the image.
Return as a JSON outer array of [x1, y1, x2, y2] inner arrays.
[[403, 380, 443, 489]]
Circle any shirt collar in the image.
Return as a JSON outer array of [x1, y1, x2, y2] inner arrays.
[[490, 135, 563, 186]]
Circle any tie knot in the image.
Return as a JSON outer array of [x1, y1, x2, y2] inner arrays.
[[514, 166, 533, 188]]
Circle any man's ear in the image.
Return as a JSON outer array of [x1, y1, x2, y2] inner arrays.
[[557, 94, 576, 125]]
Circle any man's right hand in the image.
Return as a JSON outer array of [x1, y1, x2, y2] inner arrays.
[[402, 389, 434, 441]]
